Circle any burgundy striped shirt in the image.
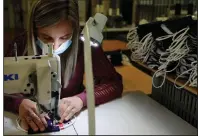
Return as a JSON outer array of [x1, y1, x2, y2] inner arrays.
[[4, 31, 123, 113]]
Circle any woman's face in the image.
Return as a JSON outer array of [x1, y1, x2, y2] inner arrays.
[[37, 20, 73, 50]]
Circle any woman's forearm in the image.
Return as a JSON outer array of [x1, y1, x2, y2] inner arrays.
[[76, 81, 123, 107], [4, 93, 24, 114]]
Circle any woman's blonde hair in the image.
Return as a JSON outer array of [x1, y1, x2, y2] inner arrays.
[[27, 0, 80, 88]]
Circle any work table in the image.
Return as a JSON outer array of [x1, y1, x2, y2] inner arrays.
[[4, 91, 196, 135]]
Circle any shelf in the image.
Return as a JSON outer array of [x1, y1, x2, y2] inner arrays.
[[103, 25, 132, 32]]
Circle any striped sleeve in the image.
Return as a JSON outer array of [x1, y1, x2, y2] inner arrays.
[[76, 45, 123, 107]]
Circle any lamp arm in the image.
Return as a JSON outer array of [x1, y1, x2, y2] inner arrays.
[[83, 21, 96, 135]]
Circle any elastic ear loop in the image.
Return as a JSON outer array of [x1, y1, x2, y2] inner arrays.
[[152, 67, 167, 88], [189, 70, 197, 87], [131, 32, 152, 52], [130, 42, 142, 61], [174, 61, 197, 88], [158, 28, 189, 63], [127, 27, 139, 50], [168, 28, 189, 52], [189, 61, 197, 87], [156, 34, 173, 41], [188, 34, 197, 42], [127, 27, 138, 41], [16, 117, 28, 133], [158, 38, 186, 63], [152, 27, 189, 88], [174, 66, 195, 89], [165, 44, 189, 62], [127, 28, 142, 54], [173, 27, 190, 40], [142, 37, 154, 63], [168, 36, 188, 52], [153, 47, 188, 88], [155, 46, 189, 89], [188, 34, 197, 50], [168, 27, 189, 51], [156, 27, 189, 53], [180, 58, 193, 68], [140, 33, 153, 62], [152, 60, 180, 88], [131, 32, 153, 62]]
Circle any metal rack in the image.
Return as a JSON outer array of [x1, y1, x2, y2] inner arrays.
[[152, 76, 198, 128]]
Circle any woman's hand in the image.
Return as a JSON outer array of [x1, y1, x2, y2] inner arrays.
[[19, 99, 49, 132], [59, 96, 83, 123]]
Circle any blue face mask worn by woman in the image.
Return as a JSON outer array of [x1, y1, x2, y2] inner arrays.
[[36, 36, 72, 55]]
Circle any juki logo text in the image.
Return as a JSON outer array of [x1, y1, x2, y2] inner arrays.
[[4, 74, 19, 81]]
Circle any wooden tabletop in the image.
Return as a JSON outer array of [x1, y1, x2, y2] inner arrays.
[[102, 40, 127, 51], [102, 40, 152, 94], [115, 65, 152, 94]]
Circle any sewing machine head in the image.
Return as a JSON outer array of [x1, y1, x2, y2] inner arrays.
[[4, 54, 62, 121]]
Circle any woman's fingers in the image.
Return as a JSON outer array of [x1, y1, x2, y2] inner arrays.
[[60, 105, 73, 123], [33, 107, 47, 130], [44, 114, 50, 120], [25, 115, 38, 132], [65, 108, 76, 121], [59, 104, 66, 116], [29, 111, 45, 132], [59, 100, 70, 116], [39, 114, 48, 127], [20, 118, 29, 131]]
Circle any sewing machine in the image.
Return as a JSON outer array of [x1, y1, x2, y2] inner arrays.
[[4, 52, 62, 123]]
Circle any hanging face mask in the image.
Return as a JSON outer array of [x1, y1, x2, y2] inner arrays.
[[36, 36, 72, 55]]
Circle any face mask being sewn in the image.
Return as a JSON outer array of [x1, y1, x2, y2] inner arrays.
[[36, 37, 72, 55]]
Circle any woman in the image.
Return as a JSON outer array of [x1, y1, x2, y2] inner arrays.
[[4, 0, 123, 132]]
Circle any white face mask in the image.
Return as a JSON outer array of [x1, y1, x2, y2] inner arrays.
[[36, 37, 72, 55]]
